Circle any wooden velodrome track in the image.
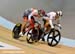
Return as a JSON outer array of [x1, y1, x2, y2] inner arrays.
[[0, 26, 75, 54]]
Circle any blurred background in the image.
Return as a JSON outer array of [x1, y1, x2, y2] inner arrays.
[[0, 0, 75, 39]]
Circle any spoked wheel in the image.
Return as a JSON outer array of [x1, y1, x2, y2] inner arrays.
[[12, 23, 21, 39], [47, 29, 61, 47], [26, 28, 39, 44]]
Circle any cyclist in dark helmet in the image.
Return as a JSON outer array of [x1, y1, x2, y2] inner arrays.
[[19, 8, 46, 36]]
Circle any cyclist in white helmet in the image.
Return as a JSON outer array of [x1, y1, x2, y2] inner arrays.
[[43, 10, 63, 32]]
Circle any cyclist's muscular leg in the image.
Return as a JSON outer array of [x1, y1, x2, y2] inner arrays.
[[21, 17, 28, 32], [27, 19, 35, 31], [44, 20, 51, 32], [20, 17, 28, 36]]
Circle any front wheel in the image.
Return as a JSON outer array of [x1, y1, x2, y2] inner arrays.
[[47, 29, 61, 47]]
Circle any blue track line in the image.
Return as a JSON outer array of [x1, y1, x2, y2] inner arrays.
[[0, 16, 15, 30]]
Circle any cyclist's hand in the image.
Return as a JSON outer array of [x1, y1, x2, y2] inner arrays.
[[58, 24, 62, 29]]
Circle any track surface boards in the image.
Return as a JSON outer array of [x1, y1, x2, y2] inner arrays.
[[0, 26, 75, 54]]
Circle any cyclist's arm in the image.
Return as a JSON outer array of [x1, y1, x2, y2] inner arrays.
[[56, 17, 62, 29], [56, 17, 61, 24], [28, 10, 38, 20]]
